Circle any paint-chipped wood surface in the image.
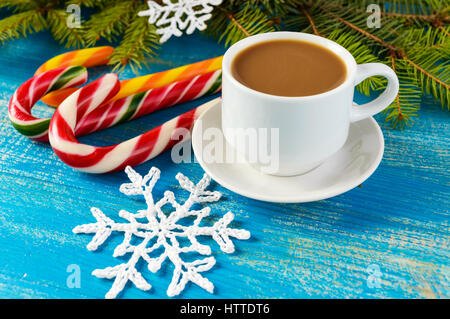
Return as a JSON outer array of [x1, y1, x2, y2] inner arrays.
[[0, 32, 448, 299]]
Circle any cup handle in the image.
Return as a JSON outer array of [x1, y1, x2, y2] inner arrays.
[[350, 63, 399, 123]]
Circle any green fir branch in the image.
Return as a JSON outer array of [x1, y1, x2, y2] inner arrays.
[[296, 0, 449, 125], [65, 0, 108, 8], [226, 0, 301, 16], [0, 0, 448, 128], [46, 8, 85, 48], [326, 30, 387, 95], [0, 0, 38, 12], [84, 0, 136, 45], [0, 10, 46, 43], [403, 51, 450, 109], [207, 4, 278, 47], [398, 26, 450, 51], [108, 15, 160, 73], [383, 57, 422, 129]]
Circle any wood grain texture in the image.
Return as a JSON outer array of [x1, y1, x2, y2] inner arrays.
[[0, 32, 448, 299]]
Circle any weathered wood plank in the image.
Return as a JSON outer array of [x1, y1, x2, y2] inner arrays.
[[0, 32, 448, 299]]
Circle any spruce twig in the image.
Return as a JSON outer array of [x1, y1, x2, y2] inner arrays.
[[0, 0, 447, 128], [305, 1, 449, 126], [223, 10, 251, 37], [84, 0, 136, 45], [46, 8, 85, 48], [0, 10, 46, 43], [108, 15, 160, 72], [300, 6, 321, 36]]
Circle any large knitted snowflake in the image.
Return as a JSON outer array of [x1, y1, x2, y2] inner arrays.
[[138, 0, 223, 42], [73, 166, 250, 298]]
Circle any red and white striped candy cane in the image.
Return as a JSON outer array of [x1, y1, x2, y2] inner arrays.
[[9, 66, 221, 142], [9, 66, 87, 142], [49, 74, 216, 173], [75, 69, 221, 136]]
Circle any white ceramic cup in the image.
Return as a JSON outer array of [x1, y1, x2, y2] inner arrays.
[[221, 32, 399, 176]]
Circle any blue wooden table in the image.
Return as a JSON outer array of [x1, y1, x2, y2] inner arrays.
[[0, 31, 448, 299]]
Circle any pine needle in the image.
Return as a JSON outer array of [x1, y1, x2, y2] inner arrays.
[[207, 4, 277, 46], [108, 15, 160, 73], [0, 0, 447, 128], [0, 10, 46, 43], [84, 0, 135, 45], [327, 30, 387, 95], [383, 57, 422, 129], [46, 9, 85, 48]]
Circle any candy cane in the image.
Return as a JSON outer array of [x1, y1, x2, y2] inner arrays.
[[9, 66, 221, 142], [49, 74, 216, 173], [75, 69, 221, 136], [35, 46, 223, 107], [35, 46, 114, 74], [35, 46, 114, 107], [9, 66, 88, 142]]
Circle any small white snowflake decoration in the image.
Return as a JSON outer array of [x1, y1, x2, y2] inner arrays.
[[138, 0, 223, 43], [73, 166, 250, 298]]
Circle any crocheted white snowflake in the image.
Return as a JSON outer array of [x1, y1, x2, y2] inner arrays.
[[73, 166, 250, 298], [138, 0, 223, 42]]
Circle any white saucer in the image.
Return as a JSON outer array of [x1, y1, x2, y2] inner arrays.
[[192, 100, 384, 203]]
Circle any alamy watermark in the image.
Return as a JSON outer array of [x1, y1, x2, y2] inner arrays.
[[170, 121, 280, 174], [66, 4, 81, 29], [366, 264, 382, 288], [367, 4, 381, 28], [66, 264, 81, 288]]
